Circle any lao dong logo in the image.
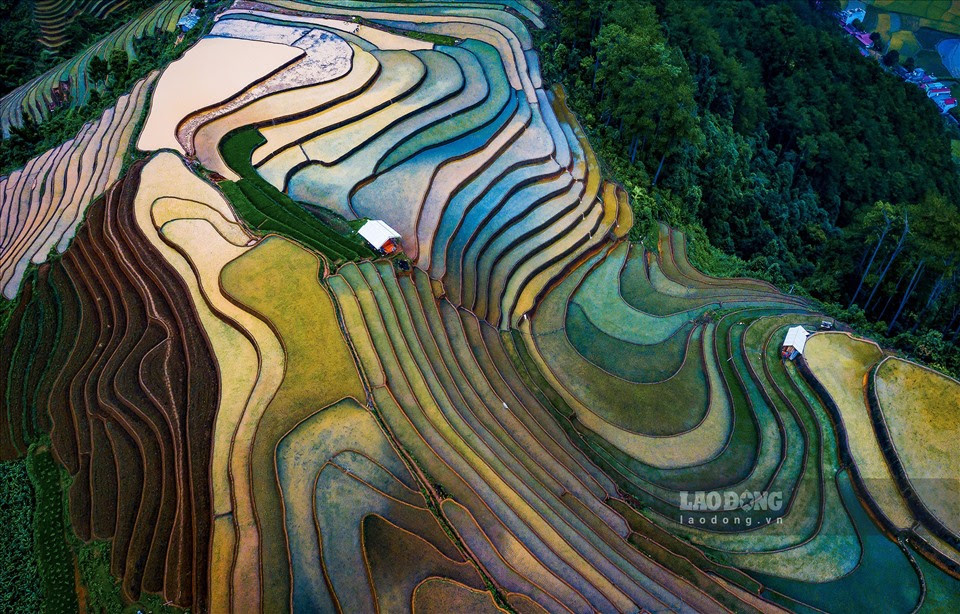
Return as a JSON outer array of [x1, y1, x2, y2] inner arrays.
[[679, 490, 784, 512], [676, 490, 785, 527]]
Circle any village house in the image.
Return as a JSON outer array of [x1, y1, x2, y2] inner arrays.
[[359, 220, 402, 255], [781, 326, 810, 361]]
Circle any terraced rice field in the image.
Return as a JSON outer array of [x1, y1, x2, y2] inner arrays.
[[854, 0, 960, 76], [0, 1, 190, 136], [2, 157, 219, 609], [138, 36, 305, 153], [870, 357, 960, 547], [33, 0, 132, 49], [1, 1, 959, 612], [0, 71, 156, 299], [803, 332, 915, 530], [860, 0, 960, 35]]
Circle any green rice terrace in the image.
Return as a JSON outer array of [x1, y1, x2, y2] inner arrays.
[[1, 1, 959, 613]]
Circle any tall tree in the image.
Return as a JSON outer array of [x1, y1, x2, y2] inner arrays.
[[88, 55, 108, 84], [107, 48, 129, 83], [849, 203, 891, 309], [889, 259, 926, 333], [864, 213, 909, 312]]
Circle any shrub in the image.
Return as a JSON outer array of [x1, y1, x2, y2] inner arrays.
[[0, 457, 42, 612], [26, 444, 78, 614]]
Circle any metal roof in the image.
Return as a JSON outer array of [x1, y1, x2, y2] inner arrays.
[[783, 326, 810, 354], [178, 12, 200, 30], [358, 220, 401, 249]]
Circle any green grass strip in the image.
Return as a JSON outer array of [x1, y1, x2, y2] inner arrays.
[[0, 456, 42, 612], [218, 127, 375, 263], [26, 444, 79, 614]]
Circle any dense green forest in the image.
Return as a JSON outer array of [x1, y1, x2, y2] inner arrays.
[[0, 457, 41, 612], [538, 0, 960, 375]]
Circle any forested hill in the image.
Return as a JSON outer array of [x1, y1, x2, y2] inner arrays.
[[538, 0, 960, 375], [0, 0, 166, 99]]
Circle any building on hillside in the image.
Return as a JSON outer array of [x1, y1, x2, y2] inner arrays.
[[47, 79, 72, 111], [178, 9, 200, 33], [855, 32, 874, 47], [359, 220, 402, 255], [781, 326, 810, 361], [839, 7, 866, 26], [938, 97, 958, 113]]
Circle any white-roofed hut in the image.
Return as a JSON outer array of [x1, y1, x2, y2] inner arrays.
[[781, 325, 810, 361], [358, 220, 402, 255]]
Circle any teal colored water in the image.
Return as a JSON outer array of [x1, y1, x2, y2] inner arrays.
[[753, 468, 922, 613]]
